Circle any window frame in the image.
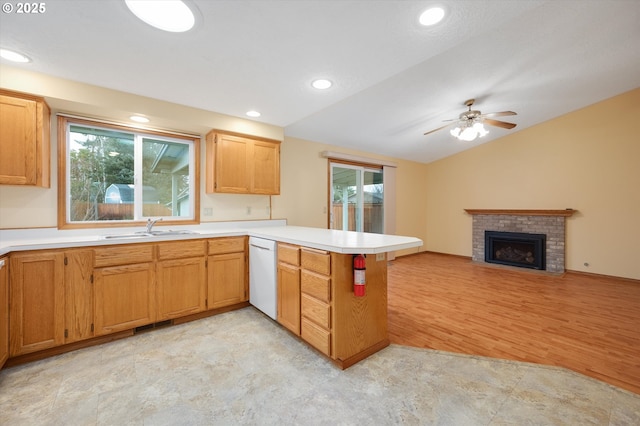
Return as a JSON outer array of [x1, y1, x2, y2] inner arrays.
[[57, 115, 200, 229], [328, 159, 384, 233]]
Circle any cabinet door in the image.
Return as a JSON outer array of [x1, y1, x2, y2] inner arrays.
[[250, 140, 280, 195], [0, 257, 8, 367], [208, 252, 247, 309], [277, 262, 300, 335], [64, 250, 94, 343], [94, 263, 155, 335], [0, 90, 50, 187], [9, 252, 64, 356], [214, 133, 250, 193], [157, 257, 206, 320]]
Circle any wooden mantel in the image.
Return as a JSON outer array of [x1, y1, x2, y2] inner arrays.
[[464, 209, 577, 217]]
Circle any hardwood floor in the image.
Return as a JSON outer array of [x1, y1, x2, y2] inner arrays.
[[387, 252, 640, 395]]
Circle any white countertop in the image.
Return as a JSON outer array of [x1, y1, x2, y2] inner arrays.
[[249, 226, 422, 254], [0, 221, 422, 256]]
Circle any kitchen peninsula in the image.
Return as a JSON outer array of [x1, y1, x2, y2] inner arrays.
[[0, 222, 422, 369]]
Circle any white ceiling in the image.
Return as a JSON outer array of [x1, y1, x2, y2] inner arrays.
[[1, 0, 639, 163]]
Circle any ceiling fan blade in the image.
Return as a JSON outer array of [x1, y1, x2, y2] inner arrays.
[[481, 111, 517, 118], [424, 122, 455, 136], [484, 118, 517, 129]]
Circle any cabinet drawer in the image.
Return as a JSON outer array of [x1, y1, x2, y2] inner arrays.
[[277, 243, 300, 266], [301, 293, 330, 329], [301, 249, 330, 275], [208, 237, 245, 255], [301, 318, 331, 356], [157, 240, 206, 260], [94, 244, 154, 267], [301, 270, 330, 302]]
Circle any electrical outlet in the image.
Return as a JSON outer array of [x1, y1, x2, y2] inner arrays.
[[376, 253, 385, 261], [203, 208, 213, 216], [247, 206, 251, 215]]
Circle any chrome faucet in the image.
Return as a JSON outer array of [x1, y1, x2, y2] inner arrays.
[[146, 218, 162, 233]]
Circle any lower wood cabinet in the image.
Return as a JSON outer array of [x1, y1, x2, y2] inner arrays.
[[93, 244, 156, 336], [156, 240, 207, 320], [277, 243, 301, 335], [9, 251, 65, 356], [208, 251, 246, 309], [157, 257, 207, 320], [277, 245, 390, 368], [64, 250, 94, 343], [300, 249, 332, 356], [207, 237, 248, 309], [5, 238, 249, 361], [0, 257, 9, 367], [94, 262, 156, 335]]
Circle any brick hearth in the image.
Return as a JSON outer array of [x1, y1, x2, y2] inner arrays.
[[465, 209, 576, 273]]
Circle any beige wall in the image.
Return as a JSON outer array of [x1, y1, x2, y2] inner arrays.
[[3, 65, 637, 278], [425, 88, 640, 280], [0, 66, 428, 257], [274, 137, 428, 256], [0, 65, 282, 227]]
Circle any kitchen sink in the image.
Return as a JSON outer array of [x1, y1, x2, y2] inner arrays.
[[148, 230, 198, 236], [102, 233, 151, 239], [102, 230, 198, 239]]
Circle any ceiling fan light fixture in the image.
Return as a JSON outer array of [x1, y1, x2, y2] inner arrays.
[[450, 122, 488, 141], [458, 126, 478, 141], [473, 122, 489, 138]]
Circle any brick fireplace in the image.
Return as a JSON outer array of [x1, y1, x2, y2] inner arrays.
[[465, 209, 577, 273]]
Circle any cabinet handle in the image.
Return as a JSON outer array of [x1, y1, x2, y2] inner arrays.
[[0, 259, 4, 269]]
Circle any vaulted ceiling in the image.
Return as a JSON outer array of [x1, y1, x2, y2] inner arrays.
[[1, 0, 638, 163]]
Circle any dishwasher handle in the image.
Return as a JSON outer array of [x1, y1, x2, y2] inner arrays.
[[249, 237, 276, 251], [250, 243, 273, 251]]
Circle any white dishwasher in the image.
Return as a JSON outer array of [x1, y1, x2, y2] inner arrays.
[[249, 237, 277, 320]]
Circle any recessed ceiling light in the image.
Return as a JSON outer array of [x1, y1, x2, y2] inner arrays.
[[246, 110, 261, 118], [0, 48, 31, 63], [419, 7, 445, 26], [125, 0, 195, 33], [130, 115, 149, 123], [312, 79, 332, 90]]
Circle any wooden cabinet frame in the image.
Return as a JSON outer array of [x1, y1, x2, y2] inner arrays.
[[277, 244, 390, 368], [0, 257, 9, 367], [205, 130, 280, 195], [0, 89, 50, 187]]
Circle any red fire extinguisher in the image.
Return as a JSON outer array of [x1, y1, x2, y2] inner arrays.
[[353, 254, 366, 297]]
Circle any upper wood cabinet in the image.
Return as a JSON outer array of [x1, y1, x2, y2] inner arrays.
[[205, 130, 280, 195], [0, 89, 51, 187]]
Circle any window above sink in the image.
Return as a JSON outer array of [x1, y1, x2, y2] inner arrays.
[[58, 115, 200, 229]]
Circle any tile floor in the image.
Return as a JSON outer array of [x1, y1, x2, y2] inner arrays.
[[1, 307, 639, 425]]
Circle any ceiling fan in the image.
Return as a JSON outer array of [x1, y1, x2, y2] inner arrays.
[[424, 99, 517, 141]]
